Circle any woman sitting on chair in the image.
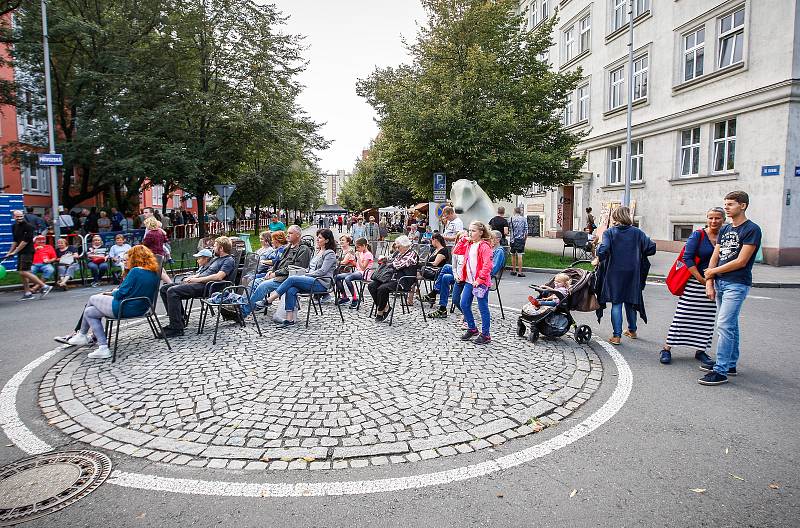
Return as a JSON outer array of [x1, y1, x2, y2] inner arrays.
[[262, 229, 338, 326], [67, 245, 161, 359], [367, 235, 418, 322]]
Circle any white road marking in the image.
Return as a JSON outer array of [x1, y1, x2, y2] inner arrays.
[[1, 336, 631, 497], [748, 295, 772, 300]]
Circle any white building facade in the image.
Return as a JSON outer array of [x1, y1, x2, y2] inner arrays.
[[322, 169, 352, 205], [514, 0, 800, 265]]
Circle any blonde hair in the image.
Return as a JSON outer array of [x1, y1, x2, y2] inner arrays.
[[143, 217, 161, 230], [611, 206, 633, 226], [469, 221, 492, 242], [554, 273, 571, 286], [215, 235, 232, 254]]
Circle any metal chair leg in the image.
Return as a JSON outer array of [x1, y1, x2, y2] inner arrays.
[[151, 311, 171, 350], [249, 307, 262, 336], [109, 320, 117, 363], [113, 318, 121, 361], [212, 306, 222, 345], [388, 292, 398, 326], [417, 285, 427, 322], [306, 295, 313, 328], [496, 285, 505, 319]]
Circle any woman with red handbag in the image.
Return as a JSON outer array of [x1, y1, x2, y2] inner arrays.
[[659, 207, 725, 365]]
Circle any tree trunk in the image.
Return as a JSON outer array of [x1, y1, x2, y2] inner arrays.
[[197, 191, 206, 238]]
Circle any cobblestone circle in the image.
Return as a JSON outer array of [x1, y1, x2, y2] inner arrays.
[[40, 307, 603, 471]]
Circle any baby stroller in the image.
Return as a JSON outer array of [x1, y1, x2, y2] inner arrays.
[[517, 261, 598, 344]]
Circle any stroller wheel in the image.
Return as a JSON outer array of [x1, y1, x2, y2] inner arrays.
[[527, 328, 539, 343], [517, 319, 526, 337], [575, 325, 592, 344]]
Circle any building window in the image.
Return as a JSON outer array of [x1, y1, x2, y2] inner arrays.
[[564, 26, 576, 62], [152, 184, 163, 206], [577, 83, 590, 122], [609, 145, 622, 185], [683, 27, 705, 81], [630, 140, 644, 183], [633, 55, 648, 101], [22, 159, 49, 193], [609, 66, 625, 109], [579, 15, 591, 54], [718, 7, 745, 68], [673, 224, 694, 242], [713, 118, 736, 172], [173, 194, 180, 209], [185, 196, 193, 209], [540, 0, 548, 24], [611, 0, 626, 31], [562, 96, 574, 126], [528, 0, 547, 28], [680, 127, 701, 177], [634, 0, 650, 18]]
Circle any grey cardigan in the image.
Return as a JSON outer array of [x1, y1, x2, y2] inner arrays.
[[306, 249, 337, 287]]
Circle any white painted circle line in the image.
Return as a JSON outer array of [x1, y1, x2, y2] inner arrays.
[[0, 337, 631, 497]]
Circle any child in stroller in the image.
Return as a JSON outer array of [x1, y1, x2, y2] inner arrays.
[[517, 266, 595, 344]]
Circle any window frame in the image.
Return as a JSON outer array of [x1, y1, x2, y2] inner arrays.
[[679, 127, 701, 177], [152, 184, 164, 206], [629, 140, 644, 183], [22, 158, 50, 194], [564, 25, 576, 62], [609, 145, 623, 185], [712, 118, 736, 173], [634, 0, 650, 18], [682, 26, 705, 82], [611, 0, 626, 32], [609, 66, 625, 110], [632, 54, 649, 101], [718, 7, 745, 69], [579, 14, 591, 54], [577, 83, 590, 122]]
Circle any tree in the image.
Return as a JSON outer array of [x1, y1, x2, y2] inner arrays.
[[356, 0, 585, 201]]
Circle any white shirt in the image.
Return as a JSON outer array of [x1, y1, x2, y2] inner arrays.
[[443, 216, 464, 238], [466, 242, 479, 283]]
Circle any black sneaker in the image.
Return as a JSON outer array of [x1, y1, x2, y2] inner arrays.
[[695, 350, 714, 366], [429, 307, 448, 319], [424, 291, 438, 302], [659, 349, 671, 364], [157, 327, 185, 339], [699, 364, 737, 376], [698, 371, 728, 385], [461, 329, 478, 341], [474, 334, 491, 345]]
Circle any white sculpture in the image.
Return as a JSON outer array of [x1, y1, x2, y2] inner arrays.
[[449, 179, 495, 228]]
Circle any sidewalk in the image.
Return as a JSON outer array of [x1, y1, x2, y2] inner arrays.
[[525, 236, 800, 288]]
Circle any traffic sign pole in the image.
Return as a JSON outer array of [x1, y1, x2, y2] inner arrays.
[[41, 0, 61, 238]]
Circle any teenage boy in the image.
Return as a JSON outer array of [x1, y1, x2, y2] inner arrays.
[[699, 190, 761, 386]]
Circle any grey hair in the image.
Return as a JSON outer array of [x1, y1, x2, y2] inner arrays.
[[11, 209, 23, 215], [394, 235, 412, 248], [491, 230, 502, 240], [514, 206, 523, 215], [287, 225, 302, 235], [707, 207, 725, 216]]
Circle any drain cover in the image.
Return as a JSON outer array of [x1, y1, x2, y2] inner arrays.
[[0, 450, 111, 526]]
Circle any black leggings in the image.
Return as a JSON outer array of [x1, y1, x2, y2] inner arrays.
[[367, 278, 398, 312]]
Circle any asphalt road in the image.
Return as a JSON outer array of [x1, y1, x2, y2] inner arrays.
[[0, 273, 798, 528]]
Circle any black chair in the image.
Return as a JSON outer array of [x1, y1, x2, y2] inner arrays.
[[296, 277, 344, 328], [386, 273, 427, 326], [490, 265, 506, 319], [562, 231, 592, 261], [182, 249, 243, 327], [197, 284, 261, 345], [107, 256, 170, 363]]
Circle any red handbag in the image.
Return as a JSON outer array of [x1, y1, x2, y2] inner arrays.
[[666, 229, 705, 296]]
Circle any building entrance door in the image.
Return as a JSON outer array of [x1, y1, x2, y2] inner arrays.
[[561, 186, 574, 231]]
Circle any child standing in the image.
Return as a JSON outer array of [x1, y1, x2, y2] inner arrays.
[[454, 221, 493, 345]]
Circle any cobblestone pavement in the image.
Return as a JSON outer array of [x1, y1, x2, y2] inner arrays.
[[40, 305, 603, 471]]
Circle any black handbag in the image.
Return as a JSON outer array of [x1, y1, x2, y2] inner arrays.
[[421, 265, 440, 280], [371, 262, 395, 282]]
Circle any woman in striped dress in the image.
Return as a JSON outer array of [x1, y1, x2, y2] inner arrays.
[[659, 207, 725, 365]]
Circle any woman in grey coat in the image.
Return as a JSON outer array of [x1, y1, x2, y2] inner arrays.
[[263, 229, 338, 325]]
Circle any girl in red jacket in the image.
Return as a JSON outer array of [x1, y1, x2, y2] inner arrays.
[[454, 221, 494, 344]]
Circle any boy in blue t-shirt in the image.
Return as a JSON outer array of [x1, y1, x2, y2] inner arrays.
[[699, 191, 762, 386]]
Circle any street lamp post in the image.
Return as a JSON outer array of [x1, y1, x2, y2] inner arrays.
[[623, 0, 635, 208], [41, 0, 60, 238]]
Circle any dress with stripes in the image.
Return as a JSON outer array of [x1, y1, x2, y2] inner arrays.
[[665, 228, 717, 352], [665, 277, 717, 351]]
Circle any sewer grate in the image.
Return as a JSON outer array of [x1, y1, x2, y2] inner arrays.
[[0, 450, 112, 526]]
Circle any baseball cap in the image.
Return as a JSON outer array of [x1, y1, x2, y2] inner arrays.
[[193, 248, 213, 258]]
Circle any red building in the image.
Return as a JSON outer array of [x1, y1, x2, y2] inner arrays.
[[139, 182, 199, 215]]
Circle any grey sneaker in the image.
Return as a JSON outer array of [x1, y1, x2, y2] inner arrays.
[[20, 293, 34, 301], [39, 285, 54, 298]]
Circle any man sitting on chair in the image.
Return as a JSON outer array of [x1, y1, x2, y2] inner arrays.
[[159, 236, 236, 338]]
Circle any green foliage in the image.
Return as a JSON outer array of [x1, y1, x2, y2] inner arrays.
[[356, 0, 585, 201]]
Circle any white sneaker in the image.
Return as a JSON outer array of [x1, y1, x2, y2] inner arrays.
[[87, 346, 112, 359], [67, 333, 91, 346]]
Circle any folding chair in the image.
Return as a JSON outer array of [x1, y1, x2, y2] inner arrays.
[[182, 249, 242, 327], [297, 277, 345, 328], [386, 272, 427, 326], [198, 284, 261, 345], [490, 265, 506, 319]]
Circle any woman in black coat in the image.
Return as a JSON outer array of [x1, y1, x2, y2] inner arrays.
[[593, 206, 656, 345]]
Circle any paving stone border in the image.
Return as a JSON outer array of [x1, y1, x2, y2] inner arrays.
[[39, 307, 603, 471]]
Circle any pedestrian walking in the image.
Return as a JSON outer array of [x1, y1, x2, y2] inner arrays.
[[659, 207, 725, 365], [593, 206, 656, 345], [509, 207, 528, 277], [4, 210, 52, 300], [698, 191, 762, 386]]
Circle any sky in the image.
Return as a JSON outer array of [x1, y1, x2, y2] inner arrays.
[[270, 0, 427, 174]]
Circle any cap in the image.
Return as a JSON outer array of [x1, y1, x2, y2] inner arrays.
[[193, 248, 213, 258]]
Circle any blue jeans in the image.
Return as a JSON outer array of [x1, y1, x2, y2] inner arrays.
[[460, 282, 490, 336], [335, 271, 363, 299], [451, 281, 464, 312], [611, 303, 637, 337], [538, 300, 559, 307], [243, 278, 281, 316], [433, 264, 453, 293], [31, 263, 54, 279], [87, 261, 108, 282], [713, 279, 750, 376], [275, 275, 328, 311]]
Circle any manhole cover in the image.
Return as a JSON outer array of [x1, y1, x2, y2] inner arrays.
[[0, 450, 111, 526]]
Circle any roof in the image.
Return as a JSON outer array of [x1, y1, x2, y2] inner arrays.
[[314, 203, 348, 214]]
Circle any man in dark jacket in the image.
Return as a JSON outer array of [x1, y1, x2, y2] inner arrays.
[[241, 225, 311, 316]]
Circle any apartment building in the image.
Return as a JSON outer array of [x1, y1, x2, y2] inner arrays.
[[514, 0, 800, 265], [322, 169, 351, 205]]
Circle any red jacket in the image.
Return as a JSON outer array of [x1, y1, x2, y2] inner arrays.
[[33, 244, 57, 265], [454, 238, 493, 288]]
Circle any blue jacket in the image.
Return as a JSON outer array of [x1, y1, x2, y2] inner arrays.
[[491, 247, 506, 277], [595, 225, 656, 321], [112, 267, 160, 318]]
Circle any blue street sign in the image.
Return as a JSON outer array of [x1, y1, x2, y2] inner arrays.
[[761, 165, 780, 176], [794, 166, 800, 177], [38, 153, 63, 166], [433, 172, 446, 191]]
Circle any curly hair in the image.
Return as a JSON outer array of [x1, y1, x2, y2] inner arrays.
[[126, 245, 159, 273], [271, 230, 287, 245], [143, 217, 161, 230]]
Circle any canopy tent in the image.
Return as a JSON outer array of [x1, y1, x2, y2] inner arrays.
[[314, 203, 348, 214], [378, 206, 403, 213]]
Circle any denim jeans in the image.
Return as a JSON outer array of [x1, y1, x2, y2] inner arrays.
[[460, 282, 491, 336], [31, 263, 54, 279], [87, 261, 108, 282], [610, 303, 637, 337], [451, 281, 464, 312], [433, 264, 453, 293], [275, 275, 328, 311], [335, 271, 363, 299], [242, 278, 281, 316], [438, 273, 454, 307], [713, 279, 750, 376]]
